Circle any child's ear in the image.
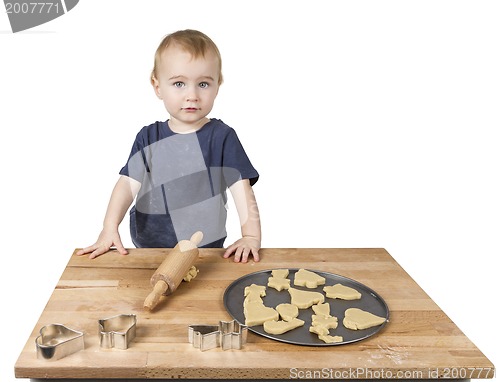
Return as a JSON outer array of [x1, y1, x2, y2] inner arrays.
[[151, 75, 162, 99]]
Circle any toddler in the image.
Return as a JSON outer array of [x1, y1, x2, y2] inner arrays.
[[77, 29, 261, 262]]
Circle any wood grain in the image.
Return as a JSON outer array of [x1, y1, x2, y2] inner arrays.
[[14, 248, 495, 379]]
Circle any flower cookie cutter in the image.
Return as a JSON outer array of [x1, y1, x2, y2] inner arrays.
[[98, 314, 136, 350], [35, 323, 84, 361], [188, 320, 247, 351]]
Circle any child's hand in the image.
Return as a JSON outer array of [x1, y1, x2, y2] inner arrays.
[[76, 229, 128, 259], [223, 237, 260, 263]]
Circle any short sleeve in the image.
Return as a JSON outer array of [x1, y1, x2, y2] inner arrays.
[[222, 128, 259, 187], [119, 131, 148, 183]]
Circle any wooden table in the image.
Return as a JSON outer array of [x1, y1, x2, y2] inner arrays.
[[15, 248, 494, 380]]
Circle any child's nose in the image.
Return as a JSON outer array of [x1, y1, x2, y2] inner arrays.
[[186, 86, 199, 101]]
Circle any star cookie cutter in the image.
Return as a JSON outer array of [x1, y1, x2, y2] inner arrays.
[[188, 320, 247, 351], [98, 314, 137, 350], [35, 323, 84, 361], [219, 320, 248, 350]]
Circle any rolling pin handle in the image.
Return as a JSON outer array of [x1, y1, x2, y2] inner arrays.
[[190, 231, 203, 247], [144, 280, 169, 311]]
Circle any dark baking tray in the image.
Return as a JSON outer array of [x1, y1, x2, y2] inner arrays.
[[223, 268, 389, 346]]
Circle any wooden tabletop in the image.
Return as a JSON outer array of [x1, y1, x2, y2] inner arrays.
[[15, 248, 494, 380]]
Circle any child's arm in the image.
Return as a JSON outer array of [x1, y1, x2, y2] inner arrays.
[[223, 179, 261, 263], [76, 175, 141, 259]]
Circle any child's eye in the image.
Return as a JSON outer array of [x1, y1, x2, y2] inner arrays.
[[199, 82, 209, 89], [173, 81, 185, 88]]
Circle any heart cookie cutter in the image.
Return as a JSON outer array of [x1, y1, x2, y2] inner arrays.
[[188, 320, 247, 351], [98, 314, 137, 350], [35, 324, 84, 361]]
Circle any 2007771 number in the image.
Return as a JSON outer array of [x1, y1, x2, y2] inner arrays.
[[5, 2, 60, 14], [442, 367, 494, 379]]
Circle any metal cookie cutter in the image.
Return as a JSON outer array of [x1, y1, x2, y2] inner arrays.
[[35, 324, 84, 361], [188, 320, 247, 351], [219, 320, 247, 350], [98, 314, 136, 350], [188, 324, 220, 351]]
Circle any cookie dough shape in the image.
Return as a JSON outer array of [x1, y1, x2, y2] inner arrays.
[[244, 284, 266, 307], [309, 325, 342, 343], [268, 269, 291, 291], [343, 308, 386, 330], [309, 325, 329, 336], [312, 303, 331, 317], [271, 269, 289, 278], [319, 334, 343, 344], [263, 318, 305, 335], [244, 284, 266, 297], [294, 269, 326, 288], [244, 301, 279, 327], [243, 283, 279, 326], [310, 302, 341, 343], [276, 303, 299, 322], [288, 287, 325, 309], [183, 266, 199, 282], [312, 315, 338, 330], [268, 277, 290, 291], [243, 292, 263, 307], [324, 283, 362, 300]]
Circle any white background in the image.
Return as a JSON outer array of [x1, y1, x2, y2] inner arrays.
[[1, 1, 498, 380]]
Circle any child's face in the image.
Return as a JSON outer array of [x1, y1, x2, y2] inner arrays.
[[152, 45, 220, 131]]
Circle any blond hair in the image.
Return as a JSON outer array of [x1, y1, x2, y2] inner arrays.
[[151, 29, 223, 85]]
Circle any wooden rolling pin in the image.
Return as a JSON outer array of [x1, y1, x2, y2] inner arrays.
[[144, 231, 203, 311]]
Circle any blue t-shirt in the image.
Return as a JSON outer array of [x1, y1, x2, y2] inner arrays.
[[119, 118, 259, 248]]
